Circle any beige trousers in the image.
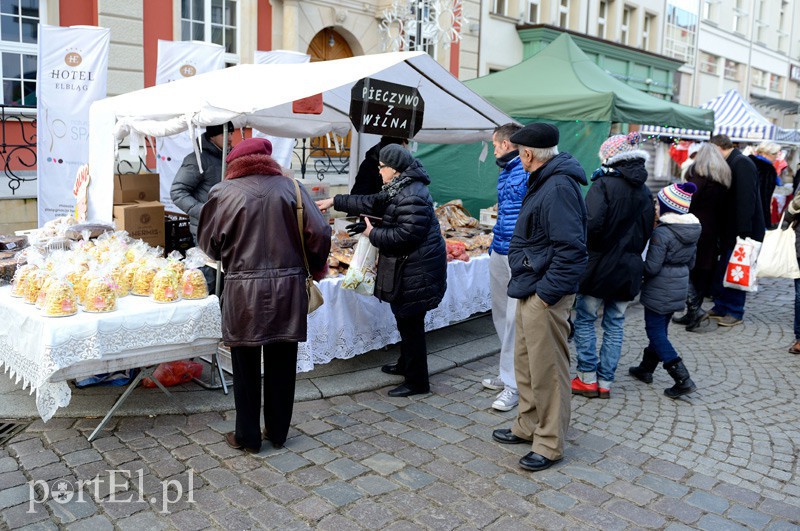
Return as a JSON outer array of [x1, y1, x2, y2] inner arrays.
[[512, 293, 574, 460]]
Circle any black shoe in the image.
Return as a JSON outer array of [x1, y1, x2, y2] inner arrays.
[[685, 310, 708, 332], [387, 383, 429, 397], [664, 358, 697, 398], [672, 312, 692, 325], [519, 452, 561, 472], [629, 347, 659, 384], [491, 428, 530, 444], [381, 362, 403, 375]]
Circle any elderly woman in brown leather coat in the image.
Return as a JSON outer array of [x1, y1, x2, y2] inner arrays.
[[197, 137, 330, 453]]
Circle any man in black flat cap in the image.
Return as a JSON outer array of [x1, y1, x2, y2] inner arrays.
[[171, 121, 234, 293], [491, 122, 588, 472]]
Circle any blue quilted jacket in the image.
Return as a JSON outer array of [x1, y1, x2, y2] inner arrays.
[[490, 155, 528, 255]]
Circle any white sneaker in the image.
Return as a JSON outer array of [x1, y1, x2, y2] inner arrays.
[[492, 388, 519, 411], [482, 376, 504, 390]]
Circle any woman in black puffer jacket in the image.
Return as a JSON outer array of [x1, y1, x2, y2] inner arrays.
[[318, 144, 447, 397]]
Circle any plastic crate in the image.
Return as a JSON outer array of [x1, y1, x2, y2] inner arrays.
[[165, 212, 192, 256], [479, 208, 497, 228]]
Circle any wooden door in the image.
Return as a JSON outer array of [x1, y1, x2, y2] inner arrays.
[[307, 28, 353, 157]]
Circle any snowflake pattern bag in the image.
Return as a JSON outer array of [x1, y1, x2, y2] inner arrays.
[[723, 237, 762, 292]]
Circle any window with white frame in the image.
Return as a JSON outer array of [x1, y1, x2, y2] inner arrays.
[[699, 52, 719, 75], [525, 0, 540, 24], [664, 2, 696, 64], [559, 0, 569, 27], [769, 73, 782, 92], [597, 1, 607, 39], [724, 59, 739, 80], [492, 0, 507, 16], [733, 0, 746, 34], [752, 68, 766, 88], [642, 13, 655, 50], [181, 0, 239, 65], [620, 6, 632, 45], [1, 0, 41, 107]]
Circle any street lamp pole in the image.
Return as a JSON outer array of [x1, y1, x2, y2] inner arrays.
[[415, 0, 423, 51]]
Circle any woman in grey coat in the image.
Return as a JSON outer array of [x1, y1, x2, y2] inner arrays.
[[629, 182, 701, 398]]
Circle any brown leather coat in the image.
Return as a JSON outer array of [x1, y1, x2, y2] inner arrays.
[[197, 161, 331, 346]]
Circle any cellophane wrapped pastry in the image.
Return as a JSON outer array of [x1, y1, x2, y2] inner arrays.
[[165, 250, 185, 279], [35, 275, 56, 309], [181, 248, 210, 299], [11, 263, 37, 297], [74, 267, 102, 305], [119, 262, 139, 296], [83, 276, 118, 312], [131, 263, 158, 296], [151, 268, 181, 303], [42, 278, 78, 317], [24, 268, 49, 305]]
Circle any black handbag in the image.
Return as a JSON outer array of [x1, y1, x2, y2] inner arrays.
[[375, 254, 407, 303]]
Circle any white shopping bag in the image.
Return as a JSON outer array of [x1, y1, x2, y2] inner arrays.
[[757, 216, 800, 279], [341, 235, 378, 295]]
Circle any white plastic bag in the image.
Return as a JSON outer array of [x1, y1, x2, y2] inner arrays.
[[723, 236, 762, 292], [756, 217, 800, 279], [341, 235, 378, 295]]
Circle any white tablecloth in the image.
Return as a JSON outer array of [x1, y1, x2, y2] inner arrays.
[[0, 287, 222, 421], [297, 253, 490, 372]]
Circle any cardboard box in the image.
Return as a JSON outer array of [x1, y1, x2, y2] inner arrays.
[[113, 173, 160, 204], [114, 201, 165, 249]]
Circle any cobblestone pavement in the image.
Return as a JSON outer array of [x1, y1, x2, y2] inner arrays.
[[1, 279, 799, 529]]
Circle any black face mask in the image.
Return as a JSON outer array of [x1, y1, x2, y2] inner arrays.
[[496, 149, 519, 169]]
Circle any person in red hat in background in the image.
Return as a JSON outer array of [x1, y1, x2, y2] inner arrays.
[[197, 137, 331, 453]]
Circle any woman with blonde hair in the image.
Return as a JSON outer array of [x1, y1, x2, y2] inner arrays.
[[673, 143, 731, 330]]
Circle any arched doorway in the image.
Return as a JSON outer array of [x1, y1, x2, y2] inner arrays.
[[306, 28, 353, 166]]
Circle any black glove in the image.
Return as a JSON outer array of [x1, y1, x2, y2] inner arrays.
[[346, 221, 366, 237]]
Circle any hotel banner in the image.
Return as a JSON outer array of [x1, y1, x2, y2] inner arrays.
[[155, 40, 224, 213], [37, 25, 110, 226]]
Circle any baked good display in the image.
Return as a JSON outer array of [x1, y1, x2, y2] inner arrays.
[[24, 269, 48, 305], [83, 277, 117, 312], [181, 269, 208, 300], [166, 260, 185, 279], [11, 264, 37, 297], [42, 279, 78, 317], [131, 266, 157, 296], [35, 275, 55, 308], [152, 269, 180, 303]]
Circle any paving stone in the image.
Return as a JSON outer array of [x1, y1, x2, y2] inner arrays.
[[46, 494, 98, 524], [650, 496, 704, 524], [64, 514, 114, 530], [314, 480, 363, 507], [115, 510, 168, 530], [687, 491, 731, 514], [209, 508, 258, 530], [353, 475, 399, 496], [291, 494, 335, 520], [62, 449, 102, 468], [569, 504, 629, 530], [727, 504, 773, 529], [391, 467, 437, 490], [303, 447, 339, 465], [696, 513, 748, 531], [0, 484, 31, 510], [0, 470, 29, 491], [759, 497, 800, 520], [185, 455, 219, 473], [607, 499, 666, 528], [265, 482, 309, 505], [361, 453, 406, 475], [637, 474, 690, 498], [289, 466, 334, 487], [495, 473, 540, 496], [325, 458, 369, 481], [606, 480, 658, 506], [561, 464, 615, 487], [200, 467, 239, 489], [2, 502, 50, 528], [263, 451, 310, 474], [644, 458, 689, 481], [562, 482, 612, 505], [535, 490, 578, 512]]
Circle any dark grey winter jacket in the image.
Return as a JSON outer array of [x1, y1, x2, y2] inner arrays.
[[170, 134, 224, 239], [640, 213, 701, 314]]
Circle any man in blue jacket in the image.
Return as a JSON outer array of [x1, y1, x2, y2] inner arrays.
[[482, 123, 527, 412], [491, 123, 587, 472]]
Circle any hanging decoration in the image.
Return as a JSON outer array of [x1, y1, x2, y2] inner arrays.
[[379, 0, 466, 52]]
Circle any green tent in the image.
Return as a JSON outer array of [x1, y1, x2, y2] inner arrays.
[[420, 33, 715, 214]]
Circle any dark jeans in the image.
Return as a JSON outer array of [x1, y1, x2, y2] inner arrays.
[[644, 308, 679, 365], [231, 342, 298, 449], [395, 311, 429, 390], [794, 279, 800, 340], [711, 248, 747, 320]]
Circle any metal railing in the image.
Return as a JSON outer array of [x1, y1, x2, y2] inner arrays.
[[293, 137, 350, 181], [0, 105, 37, 194]]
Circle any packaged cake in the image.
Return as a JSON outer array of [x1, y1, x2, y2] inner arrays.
[[181, 248, 210, 300], [42, 278, 78, 317], [131, 264, 158, 296], [35, 275, 56, 309], [10, 263, 37, 297], [83, 276, 117, 312], [24, 268, 49, 305], [165, 250, 185, 279], [151, 268, 180, 303]]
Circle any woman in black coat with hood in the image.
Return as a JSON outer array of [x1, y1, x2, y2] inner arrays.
[[317, 144, 447, 397]]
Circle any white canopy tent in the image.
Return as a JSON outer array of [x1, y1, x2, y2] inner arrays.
[[87, 51, 513, 222]]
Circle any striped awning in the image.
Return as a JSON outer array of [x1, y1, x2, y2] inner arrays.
[[641, 89, 796, 143]]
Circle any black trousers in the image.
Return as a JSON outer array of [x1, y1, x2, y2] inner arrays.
[[395, 311, 430, 390], [230, 342, 298, 448]]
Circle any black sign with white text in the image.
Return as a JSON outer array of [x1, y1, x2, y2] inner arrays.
[[349, 78, 424, 138]]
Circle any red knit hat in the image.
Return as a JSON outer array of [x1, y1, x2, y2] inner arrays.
[[225, 137, 273, 164]]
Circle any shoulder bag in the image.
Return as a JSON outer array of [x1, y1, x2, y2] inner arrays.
[[291, 178, 324, 313]]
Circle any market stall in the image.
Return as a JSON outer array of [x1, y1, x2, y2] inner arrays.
[[0, 287, 221, 426]]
